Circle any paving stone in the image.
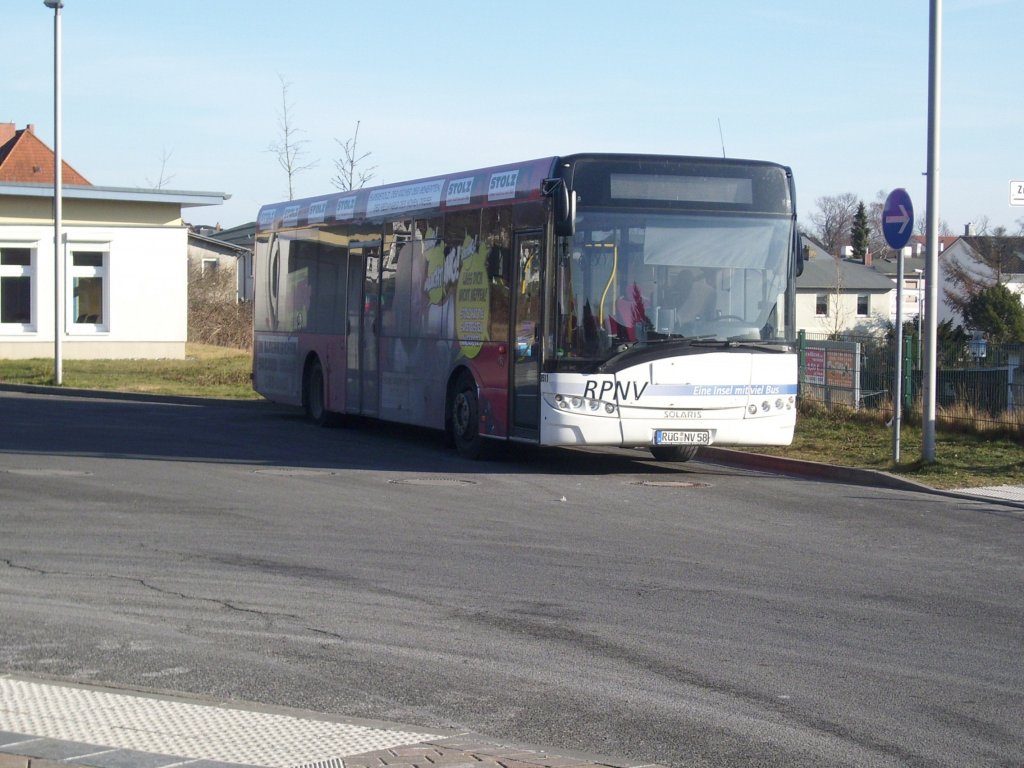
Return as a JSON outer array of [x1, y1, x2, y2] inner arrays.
[[387, 753, 444, 765]]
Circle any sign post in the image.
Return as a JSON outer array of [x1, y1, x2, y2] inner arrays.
[[1011, 180, 1024, 207], [883, 188, 914, 463]]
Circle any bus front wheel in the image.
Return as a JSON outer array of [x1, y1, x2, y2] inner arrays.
[[650, 445, 699, 462], [450, 372, 484, 459]]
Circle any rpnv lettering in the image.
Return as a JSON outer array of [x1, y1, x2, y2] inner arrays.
[[583, 380, 649, 401]]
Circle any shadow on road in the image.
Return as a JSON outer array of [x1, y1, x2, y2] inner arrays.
[[0, 388, 730, 479]]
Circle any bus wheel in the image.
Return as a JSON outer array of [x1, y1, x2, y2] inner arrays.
[[451, 372, 484, 459], [650, 445, 699, 462], [304, 358, 334, 427]]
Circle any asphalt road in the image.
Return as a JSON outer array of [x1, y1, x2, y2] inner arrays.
[[0, 389, 1021, 768]]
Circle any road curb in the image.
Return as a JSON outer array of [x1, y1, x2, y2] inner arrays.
[[700, 446, 929, 491], [700, 446, 1024, 511], [0, 382, 253, 408]]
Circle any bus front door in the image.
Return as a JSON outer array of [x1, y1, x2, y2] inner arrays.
[[345, 245, 380, 417], [511, 232, 543, 436]]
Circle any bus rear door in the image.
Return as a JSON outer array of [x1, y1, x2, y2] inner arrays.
[[345, 242, 381, 417]]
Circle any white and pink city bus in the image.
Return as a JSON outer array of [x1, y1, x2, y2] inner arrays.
[[253, 153, 801, 460]]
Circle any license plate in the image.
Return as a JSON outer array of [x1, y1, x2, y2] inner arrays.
[[655, 430, 711, 446]]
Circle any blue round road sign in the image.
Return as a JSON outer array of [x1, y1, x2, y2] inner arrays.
[[882, 188, 914, 250]]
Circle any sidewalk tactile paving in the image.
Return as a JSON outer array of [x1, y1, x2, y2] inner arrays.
[[0, 678, 439, 768]]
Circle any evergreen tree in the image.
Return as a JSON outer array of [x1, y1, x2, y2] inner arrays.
[[936, 319, 972, 367], [851, 201, 870, 260], [962, 283, 1024, 343]]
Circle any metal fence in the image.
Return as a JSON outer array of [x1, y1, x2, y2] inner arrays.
[[797, 331, 1024, 435]]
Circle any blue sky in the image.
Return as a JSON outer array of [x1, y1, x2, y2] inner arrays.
[[6, 0, 1022, 232]]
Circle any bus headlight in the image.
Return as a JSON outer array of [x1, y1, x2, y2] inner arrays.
[[747, 395, 796, 416], [546, 393, 618, 416]]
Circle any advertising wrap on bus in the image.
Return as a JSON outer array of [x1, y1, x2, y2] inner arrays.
[[253, 153, 800, 461]]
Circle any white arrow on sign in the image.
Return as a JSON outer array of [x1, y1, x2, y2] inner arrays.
[[885, 204, 911, 233]]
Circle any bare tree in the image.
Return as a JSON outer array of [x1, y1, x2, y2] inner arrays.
[[331, 120, 377, 191], [267, 75, 316, 200], [145, 148, 175, 189], [808, 193, 859, 256], [818, 256, 854, 339], [915, 215, 952, 236]]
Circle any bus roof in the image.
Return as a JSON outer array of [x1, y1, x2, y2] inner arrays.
[[255, 153, 795, 232], [256, 156, 558, 233]]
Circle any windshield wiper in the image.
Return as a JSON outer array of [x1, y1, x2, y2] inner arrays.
[[723, 338, 794, 352]]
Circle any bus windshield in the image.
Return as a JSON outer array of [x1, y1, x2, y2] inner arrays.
[[554, 210, 793, 364]]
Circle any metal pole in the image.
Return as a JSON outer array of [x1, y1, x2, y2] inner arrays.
[[916, 269, 923, 367], [47, 0, 64, 385], [922, 0, 942, 462], [893, 252, 904, 463]]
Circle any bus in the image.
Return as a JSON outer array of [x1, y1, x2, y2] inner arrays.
[[253, 153, 802, 461]]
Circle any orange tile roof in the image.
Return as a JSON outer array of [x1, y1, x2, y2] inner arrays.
[[0, 123, 91, 186]]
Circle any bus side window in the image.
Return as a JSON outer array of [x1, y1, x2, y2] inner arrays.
[[482, 207, 512, 344]]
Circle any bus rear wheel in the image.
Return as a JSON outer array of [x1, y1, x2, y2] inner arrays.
[[450, 372, 484, 459], [304, 358, 335, 427], [650, 445, 699, 462]]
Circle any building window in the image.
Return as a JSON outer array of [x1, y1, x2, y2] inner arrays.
[[201, 257, 220, 275], [70, 248, 108, 329], [815, 293, 828, 317], [0, 245, 35, 327], [856, 294, 869, 316]]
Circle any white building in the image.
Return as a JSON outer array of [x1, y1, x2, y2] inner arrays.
[[937, 235, 1024, 327], [796, 236, 896, 336], [0, 124, 228, 359]]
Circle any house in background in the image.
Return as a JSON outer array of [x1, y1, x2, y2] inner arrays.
[[870, 245, 930, 328], [187, 225, 252, 302], [796, 235, 896, 336], [0, 123, 228, 359], [936, 233, 1024, 327]]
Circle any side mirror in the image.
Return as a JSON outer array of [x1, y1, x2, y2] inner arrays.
[[545, 178, 576, 237]]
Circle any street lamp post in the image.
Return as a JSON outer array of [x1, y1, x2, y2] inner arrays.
[[44, 0, 64, 385], [922, 0, 942, 462], [914, 268, 924, 367]]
